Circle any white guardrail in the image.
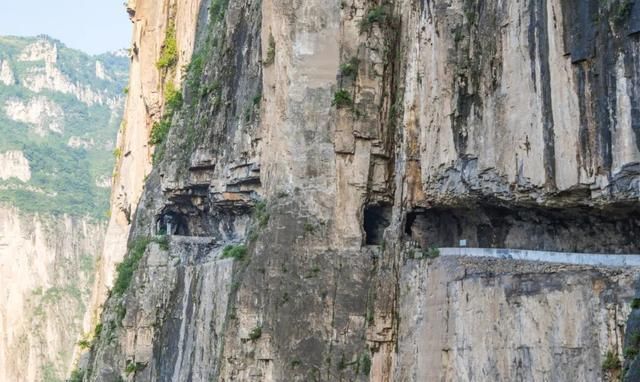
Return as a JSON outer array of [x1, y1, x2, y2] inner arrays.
[[438, 247, 640, 268]]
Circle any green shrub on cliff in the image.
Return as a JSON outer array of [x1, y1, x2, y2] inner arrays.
[[185, 51, 205, 93], [210, 0, 230, 23], [360, 353, 372, 375], [424, 247, 440, 259], [248, 326, 262, 340], [149, 81, 182, 155], [332, 89, 353, 108], [77, 338, 91, 349], [613, 0, 633, 24], [149, 81, 183, 163], [67, 369, 84, 382], [221, 244, 247, 260], [112, 237, 151, 296], [339, 57, 360, 79], [149, 119, 171, 145], [156, 23, 178, 70], [360, 5, 391, 30], [125, 360, 146, 375], [264, 34, 276, 66], [624, 331, 640, 359], [164, 82, 183, 112], [602, 350, 621, 372], [254, 201, 269, 228]]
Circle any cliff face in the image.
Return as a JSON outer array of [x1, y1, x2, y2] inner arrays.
[[84, 0, 640, 381], [0, 207, 104, 382], [402, 0, 640, 206], [395, 257, 637, 381], [89, 0, 208, 341]]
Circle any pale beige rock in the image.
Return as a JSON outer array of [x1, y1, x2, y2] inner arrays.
[[83, 0, 640, 381], [22, 65, 115, 107], [0, 206, 104, 382], [394, 257, 636, 382], [95, 175, 112, 188], [401, 0, 640, 200], [17, 38, 121, 107], [67, 136, 96, 149], [5, 96, 64, 135], [95, 61, 110, 81], [0, 60, 15, 86], [82, 0, 207, 363], [18, 39, 59, 63], [0, 150, 31, 182]]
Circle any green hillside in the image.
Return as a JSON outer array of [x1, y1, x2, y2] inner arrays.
[[0, 35, 128, 219]]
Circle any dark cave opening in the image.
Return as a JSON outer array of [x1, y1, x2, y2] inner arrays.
[[404, 202, 640, 254], [155, 197, 254, 240], [364, 204, 392, 245], [156, 211, 189, 236]]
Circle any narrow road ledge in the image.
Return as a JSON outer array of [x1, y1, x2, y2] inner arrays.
[[440, 247, 640, 268]]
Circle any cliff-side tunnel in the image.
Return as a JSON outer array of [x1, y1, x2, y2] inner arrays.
[[405, 202, 640, 254]]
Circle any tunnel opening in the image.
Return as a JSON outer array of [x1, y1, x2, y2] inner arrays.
[[156, 211, 190, 236], [364, 204, 392, 245], [404, 202, 640, 254], [156, 197, 255, 241]]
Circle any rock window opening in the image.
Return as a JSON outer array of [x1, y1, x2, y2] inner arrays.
[[156, 212, 189, 236], [363, 204, 392, 245]]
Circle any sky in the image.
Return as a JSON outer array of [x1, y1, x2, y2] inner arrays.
[[0, 0, 131, 55]]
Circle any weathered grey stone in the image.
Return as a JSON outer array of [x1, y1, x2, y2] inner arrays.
[[84, 0, 640, 381]]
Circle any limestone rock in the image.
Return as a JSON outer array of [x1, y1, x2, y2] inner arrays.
[[395, 257, 637, 382], [0, 151, 31, 182], [0, 59, 15, 85], [84, 0, 640, 381], [0, 206, 105, 382], [82, 0, 210, 373], [5, 96, 64, 136]]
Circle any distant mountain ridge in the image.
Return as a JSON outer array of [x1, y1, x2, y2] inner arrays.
[[0, 34, 128, 218]]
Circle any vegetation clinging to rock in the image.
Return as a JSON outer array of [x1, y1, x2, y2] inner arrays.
[[254, 201, 270, 228], [264, 34, 276, 66], [332, 89, 353, 108], [248, 326, 262, 341], [222, 244, 248, 260], [210, 0, 230, 23], [149, 119, 171, 146], [602, 350, 621, 372], [340, 57, 360, 79], [360, 5, 391, 30], [112, 237, 151, 296], [156, 22, 178, 70], [112, 236, 170, 296], [149, 81, 184, 161]]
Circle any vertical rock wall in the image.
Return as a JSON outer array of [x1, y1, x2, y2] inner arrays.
[[83, 0, 640, 381], [398, 0, 640, 205], [0, 207, 104, 382], [395, 257, 637, 382], [87, 0, 208, 341]]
